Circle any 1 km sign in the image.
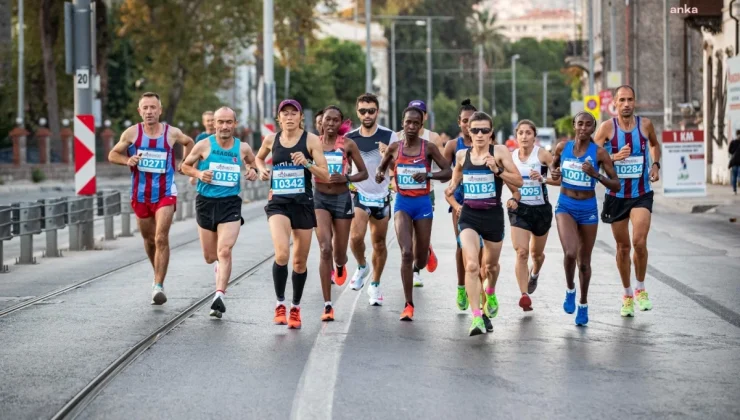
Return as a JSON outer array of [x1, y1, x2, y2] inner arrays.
[[661, 130, 706, 198]]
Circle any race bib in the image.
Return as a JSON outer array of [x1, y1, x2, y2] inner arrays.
[[396, 164, 427, 190], [562, 159, 591, 187], [519, 178, 544, 203], [463, 170, 496, 199], [325, 151, 344, 175], [272, 166, 305, 195], [358, 193, 385, 208], [137, 149, 167, 174], [614, 156, 644, 179], [209, 162, 240, 187]]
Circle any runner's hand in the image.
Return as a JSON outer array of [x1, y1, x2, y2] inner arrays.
[[444, 185, 455, 197], [375, 169, 385, 184], [484, 155, 499, 174], [507, 198, 519, 210], [649, 164, 660, 182], [189, 176, 197, 186], [412, 172, 427, 183], [199, 170, 213, 184], [529, 169, 543, 182], [245, 167, 258, 181], [454, 204, 462, 217], [378, 142, 388, 155], [127, 152, 142, 167], [613, 144, 631, 161], [329, 173, 348, 183], [259, 168, 271, 181], [291, 152, 308, 166], [550, 166, 561, 181], [582, 161, 598, 178]]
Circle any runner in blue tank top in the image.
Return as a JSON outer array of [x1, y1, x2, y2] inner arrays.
[[594, 85, 662, 318], [551, 111, 620, 326], [181, 107, 259, 319], [442, 99, 482, 313]]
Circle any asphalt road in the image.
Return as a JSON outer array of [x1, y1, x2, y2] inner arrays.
[[1, 185, 739, 420]]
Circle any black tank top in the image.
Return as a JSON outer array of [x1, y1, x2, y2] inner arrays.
[[462, 145, 503, 210], [270, 130, 313, 204]]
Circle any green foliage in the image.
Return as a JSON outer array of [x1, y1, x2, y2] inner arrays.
[[554, 115, 575, 138], [31, 168, 46, 183]]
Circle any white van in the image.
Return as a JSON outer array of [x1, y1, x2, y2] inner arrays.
[[536, 127, 557, 151]]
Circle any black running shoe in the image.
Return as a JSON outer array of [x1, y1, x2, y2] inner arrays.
[[528, 273, 538, 294], [482, 314, 493, 332], [210, 297, 226, 319]]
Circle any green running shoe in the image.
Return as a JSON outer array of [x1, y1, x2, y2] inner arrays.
[[483, 292, 499, 319], [469, 316, 486, 336], [635, 289, 653, 311], [621, 296, 635, 317], [456, 287, 469, 311]]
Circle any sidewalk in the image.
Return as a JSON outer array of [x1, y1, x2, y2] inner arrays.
[[651, 181, 740, 219]]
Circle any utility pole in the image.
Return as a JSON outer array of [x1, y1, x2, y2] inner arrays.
[[609, 0, 617, 72], [426, 17, 433, 128], [478, 45, 484, 110], [365, 0, 372, 93], [17, 0, 24, 125], [391, 21, 397, 129], [542, 72, 548, 126], [587, 0, 594, 95], [663, 0, 672, 129], [264, 0, 275, 125]]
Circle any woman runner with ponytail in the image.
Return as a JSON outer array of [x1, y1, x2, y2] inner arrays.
[[314, 106, 368, 321]]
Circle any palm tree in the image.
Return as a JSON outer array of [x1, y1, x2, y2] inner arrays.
[[467, 9, 506, 69]]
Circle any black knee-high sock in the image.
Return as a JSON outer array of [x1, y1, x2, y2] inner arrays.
[[292, 270, 308, 305], [413, 264, 420, 273], [273, 262, 288, 302]]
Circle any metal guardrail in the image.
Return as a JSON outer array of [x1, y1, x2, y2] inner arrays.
[[0, 177, 271, 273]]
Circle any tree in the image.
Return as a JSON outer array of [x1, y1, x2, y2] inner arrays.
[[40, 0, 61, 145], [118, 0, 261, 123], [467, 9, 506, 69]]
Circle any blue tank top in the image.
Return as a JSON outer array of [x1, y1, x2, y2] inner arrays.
[[560, 140, 599, 191], [604, 116, 652, 198], [453, 137, 470, 204], [196, 135, 242, 198]]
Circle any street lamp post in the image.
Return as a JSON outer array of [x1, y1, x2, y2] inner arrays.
[[511, 54, 520, 126], [426, 17, 433, 128], [391, 21, 396, 129], [365, 0, 372, 93]]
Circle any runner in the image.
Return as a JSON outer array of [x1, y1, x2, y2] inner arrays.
[[551, 111, 620, 326], [255, 99, 329, 329], [444, 111, 523, 335], [594, 85, 661, 317], [108, 92, 195, 304], [506, 119, 557, 311], [442, 98, 478, 311], [315, 109, 324, 136], [401, 100, 441, 287], [375, 106, 451, 321], [345, 93, 398, 306], [179, 107, 258, 318], [191, 111, 216, 185], [314, 105, 369, 321]]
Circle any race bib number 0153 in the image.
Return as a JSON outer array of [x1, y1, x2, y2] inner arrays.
[[209, 162, 240, 187]]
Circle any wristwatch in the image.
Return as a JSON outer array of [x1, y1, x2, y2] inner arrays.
[[426, 172, 433, 179], [652, 162, 661, 169], [495, 167, 504, 176]]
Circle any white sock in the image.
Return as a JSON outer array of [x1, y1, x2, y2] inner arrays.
[[567, 288, 576, 294], [292, 303, 300, 310], [578, 303, 588, 308], [276, 300, 285, 307], [624, 287, 633, 297], [635, 281, 645, 290], [325, 301, 332, 307], [215, 291, 225, 301], [531, 272, 539, 280]]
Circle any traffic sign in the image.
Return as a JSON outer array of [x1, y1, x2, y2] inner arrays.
[[599, 90, 618, 117], [584, 95, 601, 121]]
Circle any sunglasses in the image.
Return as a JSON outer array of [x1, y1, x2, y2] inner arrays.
[[470, 127, 492, 135], [358, 108, 377, 115]]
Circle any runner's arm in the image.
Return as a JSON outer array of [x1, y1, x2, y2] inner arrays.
[[643, 117, 662, 167], [445, 150, 465, 192], [376, 142, 399, 174], [255, 134, 274, 171], [170, 127, 195, 173], [595, 147, 621, 192], [240, 142, 258, 180], [427, 142, 451, 182], [539, 147, 560, 186], [108, 126, 137, 166], [179, 140, 206, 179], [593, 118, 611, 148], [494, 144, 524, 188], [305, 133, 330, 182], [345, 139, 369, 183]]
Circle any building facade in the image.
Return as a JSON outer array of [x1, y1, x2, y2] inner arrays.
[[498, 9, 579, 42]]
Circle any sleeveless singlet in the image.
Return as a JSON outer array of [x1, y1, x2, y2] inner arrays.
[[605, 116, 652, 198], [513, 146, 549, 206], [560, 141, 600, 191], [394, 140, 431, 197], [315, 136, 348, 184], [127, 123, 177, 203], [452, 137, 471, 203], [196, 135, 242, 198], [270, 130, 314, 204], [462, 145, 502, 210]]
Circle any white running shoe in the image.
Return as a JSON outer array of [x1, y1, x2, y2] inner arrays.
[[151, 285, 167, 305], [367, 283, 384, 306], [350, 264, 371, 290], [413, 272, 424, 287]]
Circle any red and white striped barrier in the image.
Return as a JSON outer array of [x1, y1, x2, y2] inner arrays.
[[74, 115, 96, 195], [262, 123, 275, 165]]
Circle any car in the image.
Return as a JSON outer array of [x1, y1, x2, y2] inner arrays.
[[536, 127, 556, 151]]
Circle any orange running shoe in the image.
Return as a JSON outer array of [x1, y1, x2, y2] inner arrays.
[[274, 304, 287, 325], [427, 245, 438, 273], [334, 265, 348, 286], [288, 306, 302, 329], [400, 303, 414, 321], [321, 305, 335, 321]]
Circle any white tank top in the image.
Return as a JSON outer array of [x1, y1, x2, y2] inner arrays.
[[512, 146, 547, 206]]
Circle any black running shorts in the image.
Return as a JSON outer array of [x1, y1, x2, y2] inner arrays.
[[458, 205, 505, 243], [314, 190, 354, 219], [196, 195, 244, 232], [601, 191, 654, 224], [265, 201, 317, 230], [508, 202, 553, 237], [352, 192, 391, 220]]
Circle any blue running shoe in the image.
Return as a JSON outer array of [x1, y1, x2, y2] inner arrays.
[[575, 305, 589, 326], [563, 289, 576, 314]]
